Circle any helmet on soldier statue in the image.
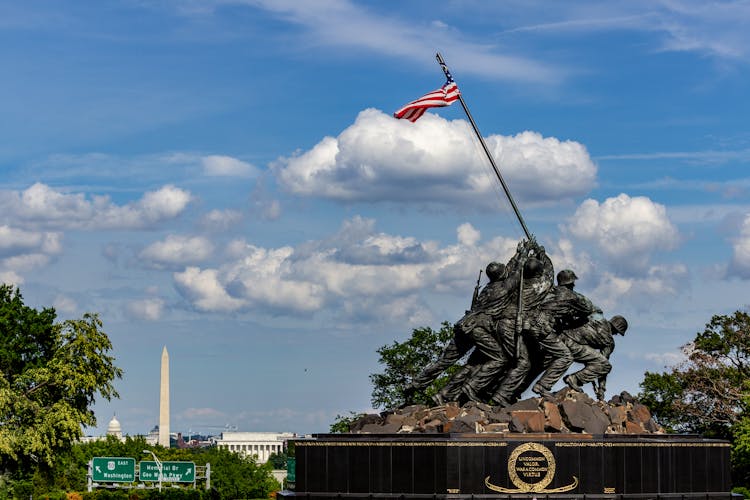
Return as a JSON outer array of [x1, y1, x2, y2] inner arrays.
[[556, 269, 578, 286], [523, 257, 544, 279], [485, 262, 506, 281], [609, 315, 628, 335]]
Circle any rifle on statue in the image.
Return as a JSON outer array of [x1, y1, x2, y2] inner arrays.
[[470, 270, 483, 310]]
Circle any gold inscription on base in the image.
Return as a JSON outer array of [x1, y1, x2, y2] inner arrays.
[[446, 488, 460, 493], [485, 442, 578, 494], [604, 487, 616, 494]]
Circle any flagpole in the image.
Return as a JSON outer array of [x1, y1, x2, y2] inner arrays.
[[435, 52, 532, 241]]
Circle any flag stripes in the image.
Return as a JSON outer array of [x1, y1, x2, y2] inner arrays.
[[393, 80, 460, 122]]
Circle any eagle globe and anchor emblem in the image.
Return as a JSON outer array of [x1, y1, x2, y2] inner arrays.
[[485, 442, 579, 494]]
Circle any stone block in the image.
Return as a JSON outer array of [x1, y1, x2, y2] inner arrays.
[[448, 419, 475, 433], [543, 401, 564, 431], [644, 418, 662, 433], [359, 422, 400, 433], [484, 422, 509, 433], [561, 400, 609, 434], [510, 410, 546, 433], [625, 420, 643, 434], [385, 412, 406, 426], [487, 409, 512, 424], [444, 402, 461, 419], [350, 414, 383, 431], [423, 419, 443, 433], [464, 401, 493, 412], [506, 398, 541, 411], [631, 402, 652, 424], [607, 405, 627, 426]]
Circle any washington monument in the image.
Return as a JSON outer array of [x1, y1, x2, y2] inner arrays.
[[159, 346, 170, 447]]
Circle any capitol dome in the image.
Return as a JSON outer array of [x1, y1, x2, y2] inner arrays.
[[107, 415, 123, 439]]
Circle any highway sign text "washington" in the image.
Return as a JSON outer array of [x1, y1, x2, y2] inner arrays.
[[91, 457, 135, 482], [139, 461, 195, 482]]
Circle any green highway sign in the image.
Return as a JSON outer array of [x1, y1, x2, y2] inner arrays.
[[139, 461, 195, 483], [287, 457, 296, 483], [91, 457, 135, 482]]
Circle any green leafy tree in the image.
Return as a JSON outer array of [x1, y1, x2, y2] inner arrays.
[[369, 321, 456, 409], [267, 449, 288, 469], [197, 447, 279, 499], [638, 311, 750, 437], [0, 285, 122, 471], [638, 371, 688, 433], [3, 436, 283, 499], [732, 393, 750, 490], [638, 310, 750, 488]]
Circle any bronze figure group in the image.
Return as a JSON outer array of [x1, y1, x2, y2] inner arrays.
[[405, 237, 628, 407]]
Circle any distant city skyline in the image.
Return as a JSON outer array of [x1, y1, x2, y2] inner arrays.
[[1, 1, 749, 436]]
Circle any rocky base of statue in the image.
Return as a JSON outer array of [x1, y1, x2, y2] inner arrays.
[[347, 389, 662, 435]]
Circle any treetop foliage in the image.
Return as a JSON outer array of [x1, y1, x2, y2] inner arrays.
[[639, 310, 750, 436], [369, 321, 455, 409], [638, 310, 750, 489], [0, 285, 122, 468], [1, 436, 281, 499]]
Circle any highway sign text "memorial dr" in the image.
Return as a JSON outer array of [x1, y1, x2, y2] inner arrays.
[[139, 461, 195, 482], [91, 457, 135, 482]]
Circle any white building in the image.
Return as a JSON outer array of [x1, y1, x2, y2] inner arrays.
[[107, 415, 123, 440], [214, 431, 295, 463], [79, 415, 126, 443], [145, 425, 160, 446]]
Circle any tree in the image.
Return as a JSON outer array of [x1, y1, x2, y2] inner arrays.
[[267, 449, 288, 469], [0, 285, 122, 470], [637, 371, 686, 433], [196, 447, 280, 499], [1, 435, 284, 499], [638, 310, 750, 437], [369, 321, 456, 409], [638, 310, 750, 489]]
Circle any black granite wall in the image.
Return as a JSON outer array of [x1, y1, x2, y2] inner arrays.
[[281, 433, 732, 499]]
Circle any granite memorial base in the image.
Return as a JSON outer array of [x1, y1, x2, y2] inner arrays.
[[279, 433, 733, 500]]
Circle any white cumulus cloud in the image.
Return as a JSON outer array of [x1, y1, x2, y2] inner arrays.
[[274, 109, 597, 208], [457, 223, 481, 247], [127, 297, 166, 321], [173, 216, 519, 324], [202, 155, 259, 177], [590, 265, 689, 310], [200, 209, 243, 231], [565, 193, 680, 272], [0, 225, 63, 281], [0, 270, 23, 286], [0, 183, 192, 230], [173, 267, 246, 312], [0, 225, 62, 257], [140, 234, 214, 269]]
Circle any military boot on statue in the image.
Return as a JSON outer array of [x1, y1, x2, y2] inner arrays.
[[532, 383, 554, 399], [564, 374, 582, 392]]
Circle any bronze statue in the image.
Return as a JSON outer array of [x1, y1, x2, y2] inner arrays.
[[405, 237, 628, 407]]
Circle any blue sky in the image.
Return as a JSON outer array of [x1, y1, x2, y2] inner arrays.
[[2, 0, 750, 437]]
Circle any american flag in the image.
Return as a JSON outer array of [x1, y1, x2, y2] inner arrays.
[[393, 75, 460, 122]]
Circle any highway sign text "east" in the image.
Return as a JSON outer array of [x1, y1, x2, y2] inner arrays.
[[139, 461, 195, 483], [92, 457, 135, 483]]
